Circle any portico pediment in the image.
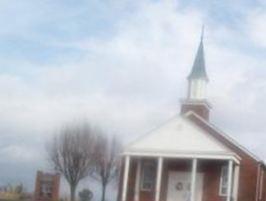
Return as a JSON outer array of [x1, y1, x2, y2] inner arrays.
[[125, 116, 235, 157]]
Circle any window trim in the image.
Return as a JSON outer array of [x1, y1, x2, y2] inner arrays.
[[219, 165, 228, 196], [140, 161, 156, 191]]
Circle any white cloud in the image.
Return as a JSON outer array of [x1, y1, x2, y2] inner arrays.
[[0, 145, 41, 162], [1, 0, 266, 196], [246, 9, 266, 47]]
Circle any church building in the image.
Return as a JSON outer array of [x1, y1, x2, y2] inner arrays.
[[117, 32, 266, 201]]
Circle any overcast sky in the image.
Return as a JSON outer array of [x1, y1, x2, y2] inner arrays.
[[1, 0, 266, 197]]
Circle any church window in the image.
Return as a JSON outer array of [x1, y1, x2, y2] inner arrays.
[[141, 161, 156, 191], [219, 165, 228, 196]]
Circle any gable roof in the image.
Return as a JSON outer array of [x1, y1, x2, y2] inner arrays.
[[124, 114, 240, 161], [184, 111, 261, 162]]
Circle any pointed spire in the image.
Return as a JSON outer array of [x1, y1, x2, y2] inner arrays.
[[200, 25, 204, 42], [187, 26, 208, 81]]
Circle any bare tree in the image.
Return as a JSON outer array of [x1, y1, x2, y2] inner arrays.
[[48, 123, 96, 201], [91, 133, 122, 201]]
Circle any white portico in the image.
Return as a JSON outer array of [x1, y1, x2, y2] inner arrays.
[[120, 114, 240, 201]]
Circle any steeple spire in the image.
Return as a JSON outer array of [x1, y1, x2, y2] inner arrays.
[[187, 26, 208, 81], [180, 27, 211, 120], [200, 25, 204, 42]]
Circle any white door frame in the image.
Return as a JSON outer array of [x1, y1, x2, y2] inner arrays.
[[166, 171, 204, 201]]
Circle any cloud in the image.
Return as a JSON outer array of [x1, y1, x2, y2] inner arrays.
[[0, 145, 41, 163], [1, 0, 266, 197], [246, 9, 266, 47]]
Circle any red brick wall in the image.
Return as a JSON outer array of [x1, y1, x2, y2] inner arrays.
[[181, 104, 210, 120], [34, 171, 60, 201], [127, 159, 155, 201], [187, 114, 260, 201], [201, 161, 226, 201]]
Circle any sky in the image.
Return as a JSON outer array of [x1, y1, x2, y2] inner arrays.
[[1, 0, 266, 197]]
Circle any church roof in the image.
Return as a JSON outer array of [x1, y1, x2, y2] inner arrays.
[[124, 111, 264, 164], [187, 35, 208, 81], [185, 111, 261, 162], [124, 113, 239, 161]]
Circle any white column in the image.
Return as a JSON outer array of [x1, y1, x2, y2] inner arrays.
[[259, 168, 264, 200], [190, 158, 198, 201], [155, 157, 163, 201], [134, 159, 141, 201], [227, 160, 233, 201], [232, 165, 240, 201], [122, 156, 130, 201], [256, 164, 261, 201]]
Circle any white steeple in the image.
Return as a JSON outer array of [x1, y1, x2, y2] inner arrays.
[[187, 27, 208, 100]]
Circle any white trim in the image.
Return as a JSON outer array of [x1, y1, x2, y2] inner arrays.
[[181, 117, 233, 153], [155, 157, 163, 201], [233, 165, 240, 201], [134, 159, 141, 201], [180, 98, 212, 109], [124, 114, 179, 150], [227, 160, 233, 201], [125, 148, 241, 159], [184, 111, 261, 162], [190, 158, 198, 201], [123, 151, 240, 164], [122, 156, 130, 201], [259, 168, 264, 200], [256, 164, 261, 201], [124, 114, 244, 163]]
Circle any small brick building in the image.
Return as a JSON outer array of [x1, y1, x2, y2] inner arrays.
[[34, 171, 60, 201], [117, 32, 266, 201]]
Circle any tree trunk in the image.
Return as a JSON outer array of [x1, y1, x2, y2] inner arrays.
[[70, 184, 77, 201], [101, 183, 107, 201]]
